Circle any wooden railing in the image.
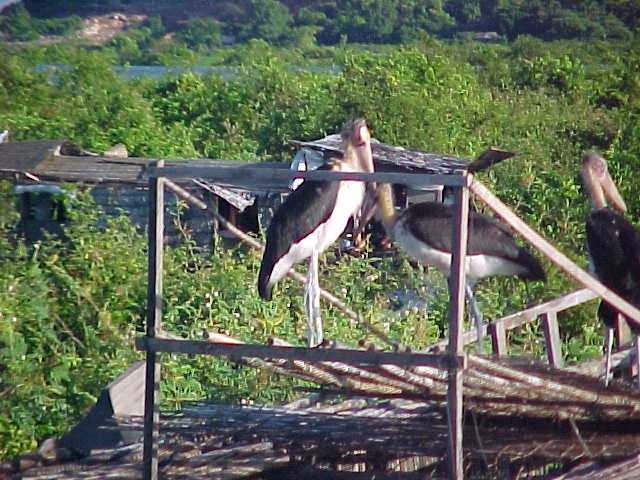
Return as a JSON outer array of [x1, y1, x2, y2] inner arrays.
[[427, 288, 599, 368]]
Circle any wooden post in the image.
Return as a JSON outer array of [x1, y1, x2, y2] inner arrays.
[[614, 313, 632, 349], [488, 321, 507, 357], [208, 194, 219, 253], [541, 311, 563, 368], [447, 173, 470, 480], [143, 161, 165, 480]]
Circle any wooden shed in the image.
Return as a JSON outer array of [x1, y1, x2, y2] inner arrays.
[[0, 135, 471, 247]]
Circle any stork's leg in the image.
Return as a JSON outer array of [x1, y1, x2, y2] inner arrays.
[[465, 283, 484, 354], [603, 326, 613, 387], [304, 249, 322, 347]]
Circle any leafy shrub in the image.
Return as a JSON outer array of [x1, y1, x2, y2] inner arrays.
[[511, 53, 587, 94], [175, 17, 222, 49], [0, 4, 81, 40]]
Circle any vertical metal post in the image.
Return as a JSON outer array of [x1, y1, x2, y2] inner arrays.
[[447, 174, 470, 480], [143, 161, 165, 480]]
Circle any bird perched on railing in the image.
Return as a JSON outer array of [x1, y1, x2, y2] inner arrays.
[[580, 151, 640, 386], [258, 118, 375, 347], [375, 151, 546, 352]]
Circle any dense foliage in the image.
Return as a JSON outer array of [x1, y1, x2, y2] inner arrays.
[[0, 4, 639, 466]]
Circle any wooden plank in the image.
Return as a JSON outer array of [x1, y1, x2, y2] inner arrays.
[[615, 313, 632, 349], [542, 311, 564, 368], [145, 166, 467, 188], [136, 337, 463, 369], [495, 288, 598, 331], [469, 179, 640, 326], [488, 321, 507, 357], [143, 166, 164, 480], [447, 181, 470, 480]]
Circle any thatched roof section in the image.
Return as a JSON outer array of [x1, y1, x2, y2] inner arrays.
[[10, 393, 640, 480], [8, 336, 640, 480]]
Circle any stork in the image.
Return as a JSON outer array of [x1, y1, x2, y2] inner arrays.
[[580, 152, 640, 386], [258, 118, 375, 347], [376, 180, 545, 352]]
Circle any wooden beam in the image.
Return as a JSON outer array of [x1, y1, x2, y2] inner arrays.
[[488, 321, 507, 357], [427, 289, 596, 354], [469, 179, 640, 326], [136, 337, 464, 369], [447, 178, 470, 480], [143, 163, 164, 480], [541, 311, 564, 368], [145, 166, 467, 188], [163, 178, 207, 210], [615, 313, 632, 349], [492, 288, 598, 332]]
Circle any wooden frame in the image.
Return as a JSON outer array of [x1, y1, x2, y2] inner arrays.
[[140, 162, 640, 480], [141, 165, 469, 480]]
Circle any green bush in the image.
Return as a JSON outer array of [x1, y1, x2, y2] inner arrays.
[[1, 35, 639, 462]]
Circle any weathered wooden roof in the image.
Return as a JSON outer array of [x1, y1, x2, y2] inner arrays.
[[0, 136, 471, 188], [293, 134, 470, 174]]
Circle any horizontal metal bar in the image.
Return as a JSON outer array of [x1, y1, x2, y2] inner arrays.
[[135, 337, 465, 369], [144, 166, 467, 188]]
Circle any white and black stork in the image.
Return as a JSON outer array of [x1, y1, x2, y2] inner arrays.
[[258, 118, 375, 347], [376, 178, 545, 351], [580, 151, 640, 386]]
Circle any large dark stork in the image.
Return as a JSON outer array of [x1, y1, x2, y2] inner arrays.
[[376, 180, 545, 352], [580, 151, 640, 386], [258, 118, 375, 347]]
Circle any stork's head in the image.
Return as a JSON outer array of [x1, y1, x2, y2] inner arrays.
[[580, 151, 627, 213], [341, 117, 375, 173]]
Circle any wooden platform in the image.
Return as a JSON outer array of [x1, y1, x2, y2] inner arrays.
[[6, 339, 640, 480]]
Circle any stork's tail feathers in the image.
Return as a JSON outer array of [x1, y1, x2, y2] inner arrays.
[[258, 265, 274, 300], [516, 248, 546, 282]]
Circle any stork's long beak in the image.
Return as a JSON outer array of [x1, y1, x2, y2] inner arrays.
[[600, 166, 627, 213], [354, 123, 374, 173], [581, 152, 627, 213]]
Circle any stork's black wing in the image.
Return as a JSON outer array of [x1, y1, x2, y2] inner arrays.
[[258, 165, 340, 300], [406, 202, 545, 280]]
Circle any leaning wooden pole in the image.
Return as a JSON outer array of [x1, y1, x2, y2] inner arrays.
[[143, 161, 165, 480], [447, 173, 471, 479]]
